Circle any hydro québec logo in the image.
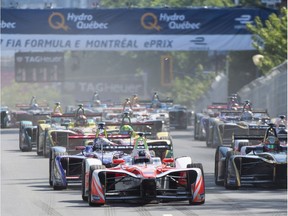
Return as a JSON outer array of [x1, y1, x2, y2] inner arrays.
[[1, 20, 16, 29], [66, 13, 108, 29], [159, 13, 200, 30]]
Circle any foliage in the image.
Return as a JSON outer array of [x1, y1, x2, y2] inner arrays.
[[0, 81, 62, 108], [238, 0, 263, 7], [169, 66, 216, 107], [98, 0, 234, 8], [246, 7, 287, 74]]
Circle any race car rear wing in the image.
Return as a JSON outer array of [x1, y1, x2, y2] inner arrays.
[[138, 99, 173, 104], [68, 134, 131, 139], [51, 112, 102, 118], [100, 141, 172, 151], [207, 102, 227, 110], [104, 121, 164, 138], [16, 103, 50, 108], [233, 134, 287, 142], [103, 107, 146, 111]]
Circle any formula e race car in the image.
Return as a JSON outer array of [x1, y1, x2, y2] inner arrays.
[[49, 133, 131, 190], [82, 133, 205, 206], [19, 121, 37, 152], [1, 106, 11, 128], [206, 108, 270, 148], [168, 105, 192, 130], [18, 113, 52, 152], [214, 124, 287, 189]]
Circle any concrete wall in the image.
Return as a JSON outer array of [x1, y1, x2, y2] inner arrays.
[[237, 61, 287, 117], [194, 61, 287, 118]]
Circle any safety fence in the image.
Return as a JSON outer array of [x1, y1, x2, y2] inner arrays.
[[237, 61, 287, 117], [194, 61, 287, 118]]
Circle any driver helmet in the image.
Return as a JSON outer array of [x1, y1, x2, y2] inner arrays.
[[264, 136, 280, 152], [97, 122, 105, 129], [133, 150, 151, 164], [119, 124, 133, 135], [84, 145, 95, 157], [75, 114, 87, 126], [94, 100, 101, 106], [32, 103, 39, 109], [240, 111, 253, 121]]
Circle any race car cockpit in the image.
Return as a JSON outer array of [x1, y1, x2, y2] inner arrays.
[[240, 110, 253, 121], [263, 124, 280, 152], [133, 149, 151, 164]]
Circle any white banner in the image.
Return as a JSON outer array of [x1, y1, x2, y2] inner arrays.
[[1, 34, 254, 51]]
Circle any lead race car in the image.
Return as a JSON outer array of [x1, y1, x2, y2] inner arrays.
[[82, 133, 205, 206], [214, 123, 287, 189]]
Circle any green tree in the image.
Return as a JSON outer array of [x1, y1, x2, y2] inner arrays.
[[1, 81, 62, 108], [246, 7, 287, 74], [98, 0, 233, 8], [169, 64, 216, 107]]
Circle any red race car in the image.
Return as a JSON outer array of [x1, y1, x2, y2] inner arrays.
[[82, 133, 205, 206]]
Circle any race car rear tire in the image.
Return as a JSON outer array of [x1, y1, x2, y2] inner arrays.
[[36, 138, 43, 156], [194, 117, 199, 140], [21, 143, 32, 152], [27, 142, 32, 152], [88, 165, 105, 207], [53, 185, 67, 190], [36, 148, 43, 156], [43, 141, 49, 158], [187, 163, 205, 205], [49, 151, 53, 186]]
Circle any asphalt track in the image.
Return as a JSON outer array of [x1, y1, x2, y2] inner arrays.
[[1, 127, 287, 216]]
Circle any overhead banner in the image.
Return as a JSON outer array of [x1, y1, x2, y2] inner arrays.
[[1, 8, 277, 51]]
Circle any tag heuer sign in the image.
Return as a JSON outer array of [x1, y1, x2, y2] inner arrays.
[[15, 52, 64, 82]]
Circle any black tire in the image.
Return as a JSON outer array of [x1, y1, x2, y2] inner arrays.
[[37, 147, 43, 156], [187, 163, 205, 205], [53, 185, 67, 190], [21, 142, 32, 152], [82, 159, 88, 201], [19, 141, 22, 151], [214, 148, 224, 186], [19, 124, 22, 151], [43, 141, 49, 158], [224, 151, 239, 190], [52, 151, 68, 190], [88, 165, 105, 207], [27, 141, 32, 152], [49, 151, 53, 186], [194, 117, 199, 140], [206, 123, 212, 147], [36, 129, 43, 156]]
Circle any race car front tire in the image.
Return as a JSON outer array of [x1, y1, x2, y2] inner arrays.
[[52, 152, 68, 190], [214, 147, 224, 186], [224, 151, 239, 190], [82, 159, 88, 201], [187, 163, 205, 205], [88, 165, 105, 207]]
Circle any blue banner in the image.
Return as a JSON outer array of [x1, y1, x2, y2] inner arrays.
[[1, 8, 277, 51]]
